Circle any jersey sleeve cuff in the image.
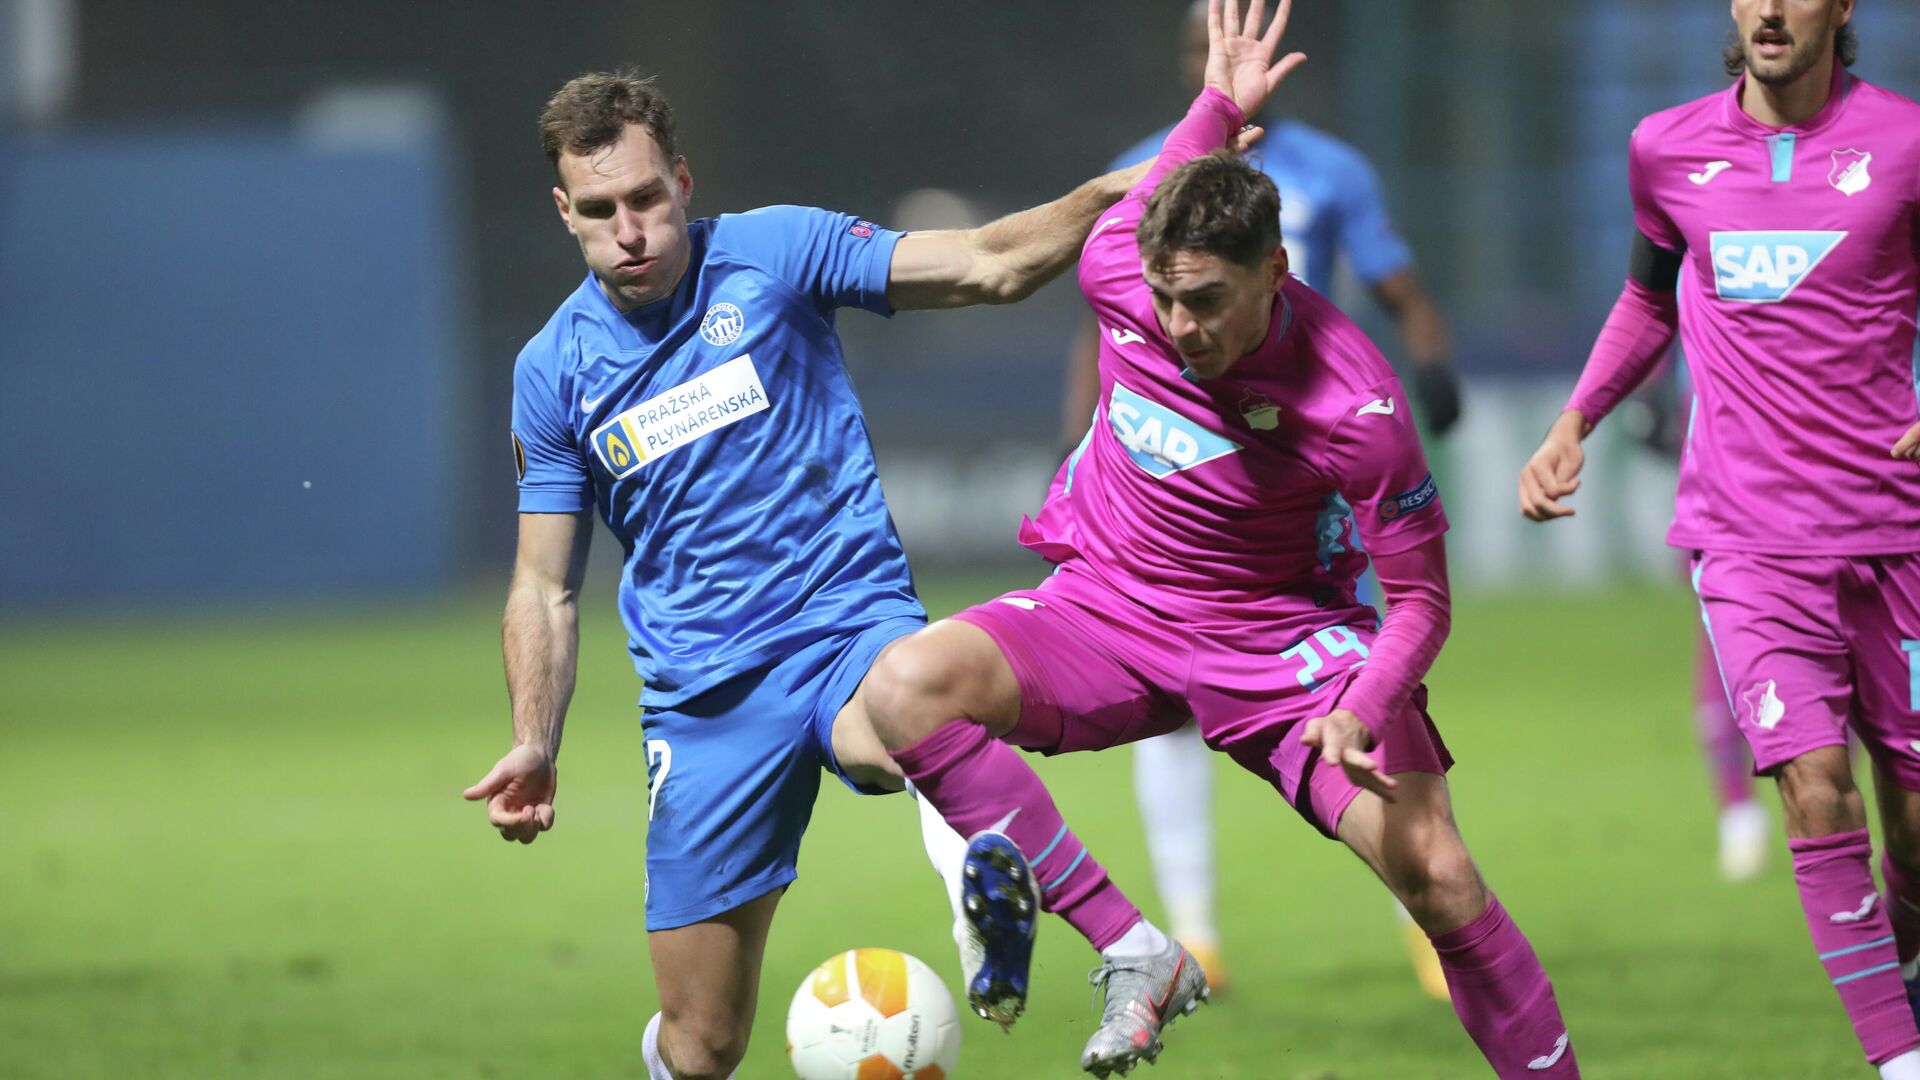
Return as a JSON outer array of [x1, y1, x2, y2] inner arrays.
[[860, 228, 907, 318], [517, 487, 593, 513]]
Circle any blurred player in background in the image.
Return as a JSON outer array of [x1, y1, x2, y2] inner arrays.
[[1623, 361, 1770, 881], [463, 71, 1178, 1080], [1521, 0, 1920, 1074], [1060, 0, 1462, 1000], [870, 4, 1578, 1076]]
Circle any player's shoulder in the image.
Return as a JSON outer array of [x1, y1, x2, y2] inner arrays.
[[515, 277, 603, 375], [1285, 281, 1395, 392], [1265, 120, 1372, 173], [708, 204, 857, 257], [1845, 74, 1920, 131]]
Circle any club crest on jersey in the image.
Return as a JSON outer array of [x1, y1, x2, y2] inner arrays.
[[1106, 382, 1242, 479], [699, 302, 745, 346], [1828, 149, 1871, 196], [1238, 389, 1280, 430], [591, 354, 770, 479], [1709, 231, 1846, 303]]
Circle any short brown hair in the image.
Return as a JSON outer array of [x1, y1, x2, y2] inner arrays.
[[1139, 152, 1282, 272], [539, 71, 678, 181]]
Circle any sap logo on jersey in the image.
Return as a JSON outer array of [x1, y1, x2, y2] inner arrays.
[[1106, 383, 1241, 478], [1709, 231, 1846, 303]]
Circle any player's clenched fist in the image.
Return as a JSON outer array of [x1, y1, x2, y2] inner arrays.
[[1518, 410, 1588, 522], [464, 743, 557, 844], [1301, 709, 1397, 801]]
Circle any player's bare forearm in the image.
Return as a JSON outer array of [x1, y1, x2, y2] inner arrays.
[[1372, 272, 1451, 370], [501, 575, 579, 758], [498, 510, 591, 758], [886, 163, 1148, 311]]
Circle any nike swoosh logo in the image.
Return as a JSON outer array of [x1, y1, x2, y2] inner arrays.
[[1091, 216, 1126, 239], [1830, 892, 1877, 924], [1357, 397, 1396, 417], [581, 392, 609, 412], [1688, 161, 1732, 185], [1527, 1032, 1569, 1071], [1109, 327, 1145, 347], [1146, 953, 1184, 1020]]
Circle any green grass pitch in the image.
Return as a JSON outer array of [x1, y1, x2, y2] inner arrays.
[[0, 574, 1876, 1078]]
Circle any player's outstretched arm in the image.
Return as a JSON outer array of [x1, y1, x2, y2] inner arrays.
[[885, 163, 1149, 311], [1201, 0, 1307, 121], [463, 510, 591, 844], [1370, 271, 1461, 436]]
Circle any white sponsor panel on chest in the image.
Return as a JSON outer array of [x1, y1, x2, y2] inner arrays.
[[1106, 383, 1242, 478], [1708, 230, 1846, 303], [590, 355, 769, 478]]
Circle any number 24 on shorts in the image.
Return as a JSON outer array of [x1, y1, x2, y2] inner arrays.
[[1280, 625, 1372, 692]]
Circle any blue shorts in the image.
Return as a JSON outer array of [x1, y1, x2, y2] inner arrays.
[[640, 615, 923, 931]]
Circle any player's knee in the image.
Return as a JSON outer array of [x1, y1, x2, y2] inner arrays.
[[865, 633, 976, 748], [658, 1012, 748, 1080], [1392, 843, 1484, 932], [1776, 753, 1863, 837]]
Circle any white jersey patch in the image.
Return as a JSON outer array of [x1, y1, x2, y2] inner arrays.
[[590, 355, 770, 478]]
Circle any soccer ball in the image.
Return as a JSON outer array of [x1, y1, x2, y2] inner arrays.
[[786, 948, 961, 1079]]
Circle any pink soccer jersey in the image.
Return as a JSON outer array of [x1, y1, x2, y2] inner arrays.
[[1628, 66, 1920, 555], [1021, 89, 1448, 641]]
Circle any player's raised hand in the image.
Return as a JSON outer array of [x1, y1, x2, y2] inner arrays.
[[464, 743, 558, 844], [1302, 709, 1398, 802], [1519, 411, 1588, 522], [1893, 420, 1920, 462], [1204, 0, 1307, 120]]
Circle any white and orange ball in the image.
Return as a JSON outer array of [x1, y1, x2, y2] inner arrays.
[[786, 948, 960, 1079]]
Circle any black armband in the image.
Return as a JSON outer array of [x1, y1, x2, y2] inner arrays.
[[1628, 229, 1685, 292]]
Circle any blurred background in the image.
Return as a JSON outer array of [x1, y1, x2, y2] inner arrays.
[[6, 2, 1920, 1078]]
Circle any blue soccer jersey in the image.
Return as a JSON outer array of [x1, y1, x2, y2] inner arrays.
[[1110, 118, 1412, 291], [511, 206, 926, 708]]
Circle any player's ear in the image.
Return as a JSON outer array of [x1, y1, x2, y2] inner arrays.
[[1268, 244, 1289, 291], [674, 156, 693, 207], [552, 186, 577, 235]]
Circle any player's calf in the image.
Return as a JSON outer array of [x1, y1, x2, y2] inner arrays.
[[1339, 777, 1577, 1076]]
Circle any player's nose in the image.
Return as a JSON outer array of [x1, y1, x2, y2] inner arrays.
[[614, 206, 645, 249]]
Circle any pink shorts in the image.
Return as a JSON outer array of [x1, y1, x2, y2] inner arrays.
[[951, 561, 1452, 838], [1690, 550, 1920, 786]]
